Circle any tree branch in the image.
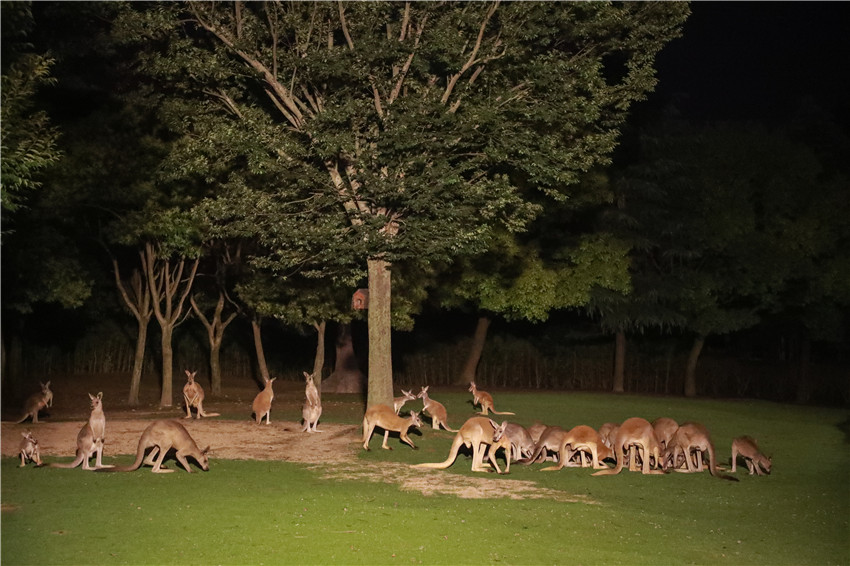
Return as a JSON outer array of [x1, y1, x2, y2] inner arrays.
[[338, 2, 355, 50], [441, 1, 501, 106]]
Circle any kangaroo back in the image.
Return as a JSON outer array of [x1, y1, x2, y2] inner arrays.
[[252, 377, 276, 424]]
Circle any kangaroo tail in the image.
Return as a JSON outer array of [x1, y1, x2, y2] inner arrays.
[[592, 451, 623, 476], [201, 412, 220, 417], [97, 439, 147, 473], [491, 410, 515, 415], [708, 445, 739, 482], [412, 436, 463, 470], [49, 452, 84, 469], [441, 424, 460, 433]]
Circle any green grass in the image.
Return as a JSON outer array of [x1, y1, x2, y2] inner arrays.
[[3, 392, 849, 565]]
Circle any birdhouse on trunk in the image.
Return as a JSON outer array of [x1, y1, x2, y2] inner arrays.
[[352, 288, 369, 310]]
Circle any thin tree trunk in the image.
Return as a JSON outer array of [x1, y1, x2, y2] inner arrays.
[[128, 319, 148, 406], [312, 320, 326, 389], [458, 315, 491, 385], [684, 334, 705, 398], [367, 258, 393, 408], [191, 292, 236, 395], [113, 262, 152, 407], [251, 317, 270, 384], [160, 325, 174, 406], [613, 330, 626, 393]]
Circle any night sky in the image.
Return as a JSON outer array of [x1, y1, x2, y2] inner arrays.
[[644, 2, 849, 128]]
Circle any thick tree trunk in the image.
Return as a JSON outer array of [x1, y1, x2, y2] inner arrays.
[[128, 319, 148, 406], [367, 258, 393, 408], [251, 317, 271, 385], [160, 326, 174, 407], [458, 315, 491, 385], [613, 330, 626, 393], [312, 320, 326, 391], [325, 323, 365, 393], [684, 335, 705, 398]]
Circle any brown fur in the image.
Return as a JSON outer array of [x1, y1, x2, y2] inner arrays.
[[19, 431, 43, 467], [417, 386, 459, 432], [468, 382, 514, 416], [393, 389, 416, 414], [302, 372, 322, 433], [542, 425, 613, 471], [597, 422, 619, 449], [413, 417, 510, 473], [251, 377, 276, 424], [16, 381, 53, 424], [50, 392, 112, 470], [518, 425, 566, 464], [592, 417, 665, 476], [651, 417, 679, 450], [668, 422, 738, 481], [362, 404, 422, 450], [102, 420, 209, 473], [183, 370, 219, 419], [494, 421, 535, 462], [731, 436, 771, 475]]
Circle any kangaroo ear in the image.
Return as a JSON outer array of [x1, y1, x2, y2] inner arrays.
[[202, 446, 211, 455], [489, 419, 499, 429], [97, 392, 103, 400], [303, 371, 310, 378]]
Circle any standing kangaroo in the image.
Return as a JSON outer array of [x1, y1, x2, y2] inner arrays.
[[19, 431, 43, 467], [393, 389, 416, 414], [102, 420, 209, 473], [362, 404, 422, 450], [182, 370, 219, 419], [468, 382, 514, 416], [541, 425, 613, 471], [668, 422, 738, 481], [50, 392, 112, 470], [252, 377, 276, 424], [417, 386, 458, 432], [413, 416, 511, 474], [16, 381, 53, 424], [302, 371, 322, 433], [592, 417, 665, 476], [731, 436, 772, 475]]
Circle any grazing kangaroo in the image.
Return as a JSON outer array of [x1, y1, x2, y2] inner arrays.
[[597, 422, 619, 449], [103, 420, 209, 473], [468, 382, 514, 416], [182, 370, 219, 419], [19, 431, 43, 467], [50, 392, 112, 470], [252, 377, 276, 424], [494, 421, 535, 461], [731, 436, 772, 475], [362, 404, 422, 450], [651, 417, 679, 450], [16, 381, 53, 424], [527, 422, 548, 444], [393, 389, 416, 414], [592, 417, 664, 476], [417, 386, 458, 432], [413, 417, 510, 473], [302, 371, 322, 433], [518, 425, 566, 464], [542, 425, 613, 471], [668, 422, 738, 481]]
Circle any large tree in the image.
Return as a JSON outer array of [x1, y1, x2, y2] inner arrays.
[[115, 1, 688, 407]]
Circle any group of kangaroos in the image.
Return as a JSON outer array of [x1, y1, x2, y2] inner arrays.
[[15, 376, 771, 479]]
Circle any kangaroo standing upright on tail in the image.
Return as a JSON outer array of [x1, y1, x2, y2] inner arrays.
[[252, 377, 276, 424], [19, 431, 43, 467], [468, 382, 514, 416], [50, 392, 112, 470], [101, 420, 209, 473], [182, 370, 219, 419], [731, 436, 771, 475], [417, 386, 458, 432], [413, 416, 510, 473], [362, 404, 422, 450], [302, 371, 322, 433], [16, 381, 53, 424]]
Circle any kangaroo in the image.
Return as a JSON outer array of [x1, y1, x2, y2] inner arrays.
[[542, 425, 613, 471], [102, 420, 209, 473], [50, 392, 112, 470], [468, 382, 514, 416], [651, 417, 679, 450], [19, 431, 43, 467], [731, 436, 772, 475], [182, 370, 219, 419], [592, 417, 664, 476], [302, 371, 322, 433], [518, 425, 566, 464], [16, 381, 53, 424], [527, 422, 548, 444], [417, 386, 459, 432], [393, 389, 416, 414], [598, 422, 619, 449], [362, 404, 422, 450], [251, 376, 276, 424], [494, 421, 535, 461], [413, 417, 510, 473], [667, 422, 738, 481]]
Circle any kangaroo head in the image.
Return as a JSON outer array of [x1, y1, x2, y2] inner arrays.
[[21, 431, 37, 444], [468, 382, 476, 393], [303, 372, 314, 385], [416, 386, 428, 399], [185, 370, 197, 384], [490, 420, 508, 442], [196, 446, 211, 471], [41, 381, 51, 393], [88, 392, 103, 409], [409, 411, 423, 428]]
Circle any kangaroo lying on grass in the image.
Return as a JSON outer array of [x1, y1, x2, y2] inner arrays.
[[731, 436, 772, 475], [302, 371, 322, 433], [393, 389, 416, 414], [593, 417, 664, 476], [101, 420, 209, 473], [666, 422, 738, 481], [19, 431, 43, 467], [468, 382, 514, 416], [362, 404, 422, 450], [417, 386, 458, 432], [16, 381, 53, 424], [542, 425, 613, 471], [252, 377, 276, 424], [182, 370, 219, 419], [50, 392, 112, 470], [413, 417, 512, 474]]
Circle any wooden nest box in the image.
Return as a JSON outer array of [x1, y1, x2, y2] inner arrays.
[[352, 288, 369, 310]]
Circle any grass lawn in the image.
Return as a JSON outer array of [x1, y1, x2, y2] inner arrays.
[[2, 391, 848, 565]]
